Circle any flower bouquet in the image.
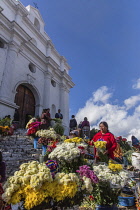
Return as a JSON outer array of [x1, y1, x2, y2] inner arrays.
[[36, 128, 57, 144], [108, 159, 123, 172], [93, 164, 129, 188], [48, 142, 88, 173], [0, 116, 12, 136], [36, 128, 57, 155], [94, 140, 108, 163], [0, 125, 10, 136], [2, 160, 100, 210], [88, 163, 129, 208], [2, 161, 53, 210], [64, 137, 84, 144], [26, 119, 41, 138]]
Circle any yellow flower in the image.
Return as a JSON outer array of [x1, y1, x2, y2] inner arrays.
[[64, 137, 83, 143], [108, 163, 123, 172], [94, 141, 107, 149], [9, 190, 21, 204]]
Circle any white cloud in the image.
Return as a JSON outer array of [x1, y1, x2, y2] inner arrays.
[[92, 86, 112, 103], [124, 95, 140, 110], [132, 78, 140, 89], [75, 86, 140, 141]]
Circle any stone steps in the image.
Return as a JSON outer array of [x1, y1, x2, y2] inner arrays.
[[0, 133, 42, 178]]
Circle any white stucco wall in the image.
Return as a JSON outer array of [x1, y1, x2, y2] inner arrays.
[[0, 0, 74, 133]]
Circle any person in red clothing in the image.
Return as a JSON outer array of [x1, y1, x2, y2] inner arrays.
[[92, 121, 117, 159]]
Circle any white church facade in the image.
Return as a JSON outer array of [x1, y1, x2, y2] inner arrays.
[[0, 0, 74, 133]]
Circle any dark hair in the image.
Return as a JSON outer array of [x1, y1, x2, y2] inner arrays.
[[71, 115, 75, 118], [131, 136, 135, 140], [84, 117, 87, 121], [99, 121, 109, 131], [0, 151, 2, 162], [36, 116, 41, 122]]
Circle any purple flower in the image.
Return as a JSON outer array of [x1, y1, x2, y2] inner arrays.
[[76, 165, 99, 184]]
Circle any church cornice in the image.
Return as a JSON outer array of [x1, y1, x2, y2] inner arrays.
[[10, 21, 31, 41], [0, 6, 4, 13], [2, 0, 28, 17], [0, 13, 12, 33], [60, 56, 71, 70], [46, 57, 59, 70]]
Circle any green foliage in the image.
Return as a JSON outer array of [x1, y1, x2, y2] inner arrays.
[[123, 150, 134, 164], [53, 118, 64, 136], [119, 140, 132, 152], [90, 128, 99, 140], [119, 140, 134, 164], [0, 117, 11, 127], [92, 180, 121, 206], [98, 151, 109, 164]]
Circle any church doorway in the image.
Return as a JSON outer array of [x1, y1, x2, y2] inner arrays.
[[14, 84, 35, 128]]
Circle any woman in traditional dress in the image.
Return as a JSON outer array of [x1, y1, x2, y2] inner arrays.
[[92, 121, 117, 159], [40, 108, 51, 129], [81, 117, 90, 138]]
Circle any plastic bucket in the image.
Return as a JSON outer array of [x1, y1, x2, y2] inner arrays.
[[118, 196, 135, 206], [96, 205, 118, 210]]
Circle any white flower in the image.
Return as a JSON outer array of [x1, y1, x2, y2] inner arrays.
[[93, 164, 129, 188]]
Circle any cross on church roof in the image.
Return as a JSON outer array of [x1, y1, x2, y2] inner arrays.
[[33, 2, 38, 9]]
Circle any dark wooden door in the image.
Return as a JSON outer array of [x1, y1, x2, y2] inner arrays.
[[14, 85, 35, 128]]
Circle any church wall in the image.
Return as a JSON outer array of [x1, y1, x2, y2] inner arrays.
[[0, 0, 16, 22], [11, 52, 45, 106], [50, 51, 62, 69], [20, 21, 47, 55], [0, 48, 7, 87], [0, 103, 14, 119], [50, 83, 60, 110], [0, 0, 75, 134]]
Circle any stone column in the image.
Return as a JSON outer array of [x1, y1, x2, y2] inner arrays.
[[60, 83, 70, 134], [46, 40, 53, 57], [43, 71, 52, 109], [0, 42, 18, 102], [60, 56, 65, 71]]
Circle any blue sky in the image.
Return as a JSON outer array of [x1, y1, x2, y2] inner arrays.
[[19, 0, 140, 139]]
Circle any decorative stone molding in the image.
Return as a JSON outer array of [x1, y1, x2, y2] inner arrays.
[[27, 74, 36, 85], [0, 98, 19, 109], [0, 6, 4, 13]]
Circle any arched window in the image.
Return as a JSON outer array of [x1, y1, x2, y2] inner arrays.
[[34, 18, 40, 31], [29, 63, 36, 73], [0, 40, 4, 48], [51, 79, 56, 87]]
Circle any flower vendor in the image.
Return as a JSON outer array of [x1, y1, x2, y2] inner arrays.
[[40, 108, 51, 129], [92, 121, 117, 159]]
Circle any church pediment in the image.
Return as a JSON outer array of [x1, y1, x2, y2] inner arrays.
[[26, 5, 45, 24]]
